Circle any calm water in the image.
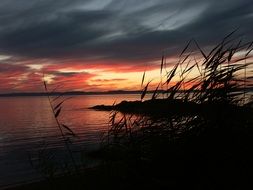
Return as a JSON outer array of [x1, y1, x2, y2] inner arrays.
[[0, 94, 143, 188]]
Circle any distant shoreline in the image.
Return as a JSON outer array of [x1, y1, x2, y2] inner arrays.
[[0, 88, 252, 97], [0, 90, 144, 97]]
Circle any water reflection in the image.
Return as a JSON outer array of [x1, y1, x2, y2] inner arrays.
[[0, 94, 144, 188]]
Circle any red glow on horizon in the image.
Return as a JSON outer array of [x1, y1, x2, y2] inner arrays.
[[0, 58, 164, 93]]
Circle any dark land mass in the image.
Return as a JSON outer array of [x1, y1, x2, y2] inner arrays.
[[89, 98, 253, 117], [89, 99, 253, 190]]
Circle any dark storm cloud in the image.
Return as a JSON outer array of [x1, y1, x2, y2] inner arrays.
[[50, 71, 91, 77], [0, 0, 253, 61], [0, 62, 28, 73]]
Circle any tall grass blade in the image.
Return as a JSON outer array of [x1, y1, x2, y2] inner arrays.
[[141, 81, 151, 100], [152, 83, 160, 100], [246, 47, 253, 57], [180, 40, 192, 57], [160, 55, 164, 74], [54, 107, 61, 118], [62, 124, 76, 136], [194, 40, 207, 60], [166, 62, 179, 85], [141, 71, 146, 87], [53, 97, 72, 111]]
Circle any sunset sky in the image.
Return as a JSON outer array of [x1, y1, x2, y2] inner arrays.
[[1, 0, 253, 93]]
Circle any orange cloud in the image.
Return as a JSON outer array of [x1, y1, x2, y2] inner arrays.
[[0, 56, 175, 93]]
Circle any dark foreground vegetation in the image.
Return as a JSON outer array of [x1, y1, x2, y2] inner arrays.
[[7, 32, 253, 190]]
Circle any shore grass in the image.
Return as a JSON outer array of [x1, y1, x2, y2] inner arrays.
[[6, 32, 253, 189], [94, 33, 253, 189]]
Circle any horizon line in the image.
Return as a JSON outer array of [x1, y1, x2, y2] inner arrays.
[[1, 88, 251, 97]]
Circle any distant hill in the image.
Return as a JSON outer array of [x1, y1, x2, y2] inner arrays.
[[0, 90, 143, 97], [0, 88, 252, 97]]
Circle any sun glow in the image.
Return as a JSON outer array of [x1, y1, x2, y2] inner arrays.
[[43, 74, 54, 84]]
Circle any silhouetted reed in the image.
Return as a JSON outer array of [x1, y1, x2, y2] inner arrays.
[[98, 32, 253, 188], [105, 31, 253, 139], [27, 32, 253, 189], [29, 79, 78, 179]]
